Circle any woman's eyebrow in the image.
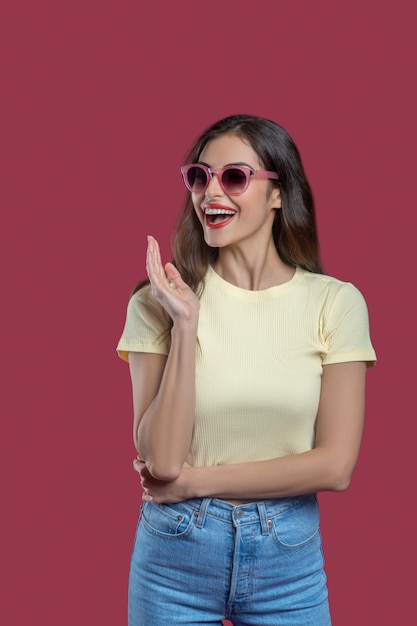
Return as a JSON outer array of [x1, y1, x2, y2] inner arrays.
[[198, 160, 255, 168]]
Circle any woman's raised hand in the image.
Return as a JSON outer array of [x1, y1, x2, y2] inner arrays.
[[146, 235, 200, 327]]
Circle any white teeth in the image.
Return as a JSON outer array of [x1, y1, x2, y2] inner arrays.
[[204, 208, 235, 215]]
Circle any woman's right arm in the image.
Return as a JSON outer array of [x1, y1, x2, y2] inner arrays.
[[128, 236, 200, 482]]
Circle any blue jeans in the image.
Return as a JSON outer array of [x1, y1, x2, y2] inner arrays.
[[128, 495, 331, 625]]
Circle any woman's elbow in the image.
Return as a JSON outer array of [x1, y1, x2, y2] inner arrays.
[[135, 440, 183, 481], [147, 460, 182, 482], [328, 463, 355, 492], [331, 475, 352, 492]]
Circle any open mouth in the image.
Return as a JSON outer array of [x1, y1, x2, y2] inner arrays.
[[204, 207, 237, 229]]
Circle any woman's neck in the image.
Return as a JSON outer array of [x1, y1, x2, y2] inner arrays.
[[213, 245, 295, 291]]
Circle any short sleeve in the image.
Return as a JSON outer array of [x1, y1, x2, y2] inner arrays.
[[116, 285, 171, 362], [320, 282, 377, 368]]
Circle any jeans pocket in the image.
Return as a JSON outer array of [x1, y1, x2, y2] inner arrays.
[[271, 495, 320, 549], [140, 502, 196, 539]]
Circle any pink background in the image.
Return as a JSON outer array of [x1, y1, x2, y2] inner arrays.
[[2, 1, 415, 624]]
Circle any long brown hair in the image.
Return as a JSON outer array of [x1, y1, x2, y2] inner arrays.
[[132, 114, 323, 297]]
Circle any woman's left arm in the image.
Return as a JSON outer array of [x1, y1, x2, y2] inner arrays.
[[137, 361, 368, 503]]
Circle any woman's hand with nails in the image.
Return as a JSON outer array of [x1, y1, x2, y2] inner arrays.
[[146, 235, 200, 328]]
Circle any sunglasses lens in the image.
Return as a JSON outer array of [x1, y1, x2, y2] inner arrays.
[[186, 166, 208, 192], [222, 168, 247, 193]]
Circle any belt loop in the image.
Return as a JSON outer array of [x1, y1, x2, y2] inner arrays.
[[195, 498, 211, 529], [257, 502, 270, 536]]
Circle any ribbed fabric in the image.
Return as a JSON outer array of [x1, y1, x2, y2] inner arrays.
[[117, 266, 376, 467]]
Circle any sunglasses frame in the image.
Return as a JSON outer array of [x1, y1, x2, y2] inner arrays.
[[181, 164, 279, 196]]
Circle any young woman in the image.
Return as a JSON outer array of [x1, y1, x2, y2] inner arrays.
[[117, 114, 376, 625]]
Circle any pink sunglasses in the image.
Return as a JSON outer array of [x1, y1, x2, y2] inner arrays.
[[181, 164, 279, 196]]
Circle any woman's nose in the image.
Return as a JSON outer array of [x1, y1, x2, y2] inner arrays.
[[205, 171, 224, 197]]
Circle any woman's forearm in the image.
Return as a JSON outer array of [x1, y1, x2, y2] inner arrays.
[[139, 446, 358, 504], [136, 323, 197, 481], [190, 448, 353, 501]]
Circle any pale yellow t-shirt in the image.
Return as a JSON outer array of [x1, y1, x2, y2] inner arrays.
[[117, 266, 376, 467]]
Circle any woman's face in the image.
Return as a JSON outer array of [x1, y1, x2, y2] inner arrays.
[[192, 134, 281, 250]]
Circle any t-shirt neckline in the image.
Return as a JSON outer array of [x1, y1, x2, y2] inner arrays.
[[206, 264, 306, 301]]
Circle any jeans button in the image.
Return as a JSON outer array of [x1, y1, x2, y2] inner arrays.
[[236, 509, 244, 518]]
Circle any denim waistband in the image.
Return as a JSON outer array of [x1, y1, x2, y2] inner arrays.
[[176, 495, 316, 535]]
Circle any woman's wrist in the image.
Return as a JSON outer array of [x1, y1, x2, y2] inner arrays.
[[171, 318, 199, 338], [184, 466, 212, 499]]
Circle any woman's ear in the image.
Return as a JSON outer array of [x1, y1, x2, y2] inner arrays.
[[271, 187, 282, 209]]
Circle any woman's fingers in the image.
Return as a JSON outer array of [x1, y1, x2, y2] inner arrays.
[[146, 237, 176, 296], [133, 458, 143, 473], [133, 460, 153, 500], [164, 262, 188, 292], [146, 235, 164, 283]]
